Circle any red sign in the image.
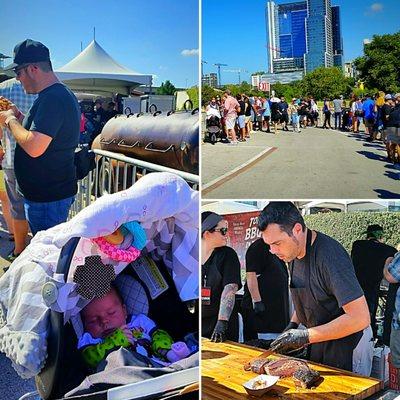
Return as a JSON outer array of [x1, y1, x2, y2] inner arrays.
[[259, 81, 270, 92], [224, 211, 262, 269]]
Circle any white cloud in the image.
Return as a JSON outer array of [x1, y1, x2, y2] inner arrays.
[[181, 49, 199, 57], [370, 2, 383, 12]]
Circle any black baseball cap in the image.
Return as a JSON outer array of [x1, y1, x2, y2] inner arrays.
[[364, 224, 384, 237], [4, 39, 50, 70]]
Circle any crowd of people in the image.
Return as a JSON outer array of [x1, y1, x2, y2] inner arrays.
[[205, 90, 400, 164], [201, 203, 400, 377]]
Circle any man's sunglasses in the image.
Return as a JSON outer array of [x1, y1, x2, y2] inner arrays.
[[213, 227, 228, 236], [13, 64, 31, 77]]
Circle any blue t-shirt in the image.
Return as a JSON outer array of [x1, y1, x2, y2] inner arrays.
[[362, 98, 375, 120], [15, 83, 80, 202]]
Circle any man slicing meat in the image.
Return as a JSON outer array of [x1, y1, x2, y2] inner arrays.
[[258, 202, 373, 376]]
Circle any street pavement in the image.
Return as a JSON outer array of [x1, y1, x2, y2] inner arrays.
[[0, 212, 36, 399], [202, 125, 400, 199]]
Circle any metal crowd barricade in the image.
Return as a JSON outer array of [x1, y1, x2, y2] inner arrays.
[[69, 149, 199, 218]]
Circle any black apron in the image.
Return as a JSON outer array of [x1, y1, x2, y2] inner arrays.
[[202, 255, 239, 341], [290, 229, 362, 371]]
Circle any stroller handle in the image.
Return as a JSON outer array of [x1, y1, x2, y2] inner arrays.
[[56, 237, 80, 278]]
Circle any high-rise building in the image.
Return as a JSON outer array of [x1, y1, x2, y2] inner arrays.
[[266, 0, 341, 80], [304, 0, 334, 73], [266, 1, 307, 75], [331, 5, 343, 69], [201, 73, 218, 88]]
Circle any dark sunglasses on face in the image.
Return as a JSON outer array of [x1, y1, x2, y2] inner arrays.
[[13, 64, 31, 77], [214, 227, 228, 236]]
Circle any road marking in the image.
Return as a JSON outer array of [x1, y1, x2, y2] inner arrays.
[[202, 146, 277, 196]]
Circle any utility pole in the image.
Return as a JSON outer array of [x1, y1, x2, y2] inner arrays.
[[214, 63, 228, 87]]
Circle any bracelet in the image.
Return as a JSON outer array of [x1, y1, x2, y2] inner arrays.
[[5, 116, 18, 128]]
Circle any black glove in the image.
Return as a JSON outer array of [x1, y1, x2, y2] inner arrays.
[[283, 321, 299, 332], [211, 320, 228, 343], [253, 301, 266, 315], [270, 329, 309, 354]]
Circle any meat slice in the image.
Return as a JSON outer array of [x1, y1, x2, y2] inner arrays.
[[244, 357, 321, 389], [292, 368, 321, 389], [246, 358, 270, 374], [264, 358, 309, 378]]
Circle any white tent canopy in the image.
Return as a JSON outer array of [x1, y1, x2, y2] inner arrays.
[[55, 40, 152, 95]]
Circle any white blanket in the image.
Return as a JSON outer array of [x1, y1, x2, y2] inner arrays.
[[0, 172, 198, 378]]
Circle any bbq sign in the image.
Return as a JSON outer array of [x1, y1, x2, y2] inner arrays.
[[224, 211, 262, 268], [258, 81, 270, 92]]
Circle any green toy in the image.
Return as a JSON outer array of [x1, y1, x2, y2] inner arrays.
[[82, 328, 130, 368]]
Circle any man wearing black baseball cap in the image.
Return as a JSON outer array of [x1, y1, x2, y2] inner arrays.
[[0, 39, 80, 235], [351, 224, 397, 336]]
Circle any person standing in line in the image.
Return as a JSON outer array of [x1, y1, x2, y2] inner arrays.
[[333, 95, 343, 130], [322, 98, 332, 129], [223, 90, 240, 145], [0, 39, 80, 235]]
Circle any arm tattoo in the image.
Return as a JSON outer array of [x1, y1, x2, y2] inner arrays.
[[218, 283, 239, 321]]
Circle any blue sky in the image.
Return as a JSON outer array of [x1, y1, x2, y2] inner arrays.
[[202, 0, 400, 85], [0, 0, 199, 88]]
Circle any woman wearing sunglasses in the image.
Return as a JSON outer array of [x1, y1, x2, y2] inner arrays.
[[201, 211, 242, 343]]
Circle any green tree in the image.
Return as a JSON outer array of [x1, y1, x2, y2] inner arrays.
[[201, 85, 219, 106], [186, 86, 199, 109], [302, 67, 353, 100], [156, 80, 176, 95], [354, 32, 400, 92]]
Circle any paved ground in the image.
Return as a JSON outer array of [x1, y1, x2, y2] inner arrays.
[[202, 126, 400, 199], [0, 212, 36, 399]]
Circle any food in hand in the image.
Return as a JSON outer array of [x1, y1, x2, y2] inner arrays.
[[0, 98, 12, 111]]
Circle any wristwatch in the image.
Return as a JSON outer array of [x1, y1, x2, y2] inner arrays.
[[5, 115, 18, 128]]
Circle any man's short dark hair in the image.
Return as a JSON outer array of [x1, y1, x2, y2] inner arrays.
[[258, 202, 305, 235], [35, 60, 53, 72]]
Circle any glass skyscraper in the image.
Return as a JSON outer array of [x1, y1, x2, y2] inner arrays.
[[266, 0, 341, 79], [266, 1, 307, 74], [331, 5, 344, 68], [304, 0, 334, 73]]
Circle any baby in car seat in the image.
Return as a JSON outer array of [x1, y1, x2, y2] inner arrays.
[[78, 286, 190, 368]]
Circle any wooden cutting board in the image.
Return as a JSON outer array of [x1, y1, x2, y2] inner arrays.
[[202, 339, 383, 400]]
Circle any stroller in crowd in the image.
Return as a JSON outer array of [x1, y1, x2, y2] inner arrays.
[[0, 173, 199, 400], [204, 103, 225, 144]]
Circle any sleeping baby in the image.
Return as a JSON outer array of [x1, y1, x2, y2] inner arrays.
[[78, 286, 190, 368]]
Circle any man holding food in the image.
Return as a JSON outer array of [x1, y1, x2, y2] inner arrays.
[[0, 39, 80, 235], [257, 202, 374, 375]]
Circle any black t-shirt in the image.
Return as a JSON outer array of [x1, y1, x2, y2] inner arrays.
[[381, 104, 393, 128], [202, 246, 242, 320], [242, 239, 290, 332], [237, 100, 245, 116], [292, 232, 364, 318], [388, 104, 400, 127], [351, 239, 397, 293], [16, 83, 80, 201], [244, 102, 252, 117], [278, 101, 289, 113]]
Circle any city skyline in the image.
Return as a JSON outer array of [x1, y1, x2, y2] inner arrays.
[[203, 0, 399, 85]]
